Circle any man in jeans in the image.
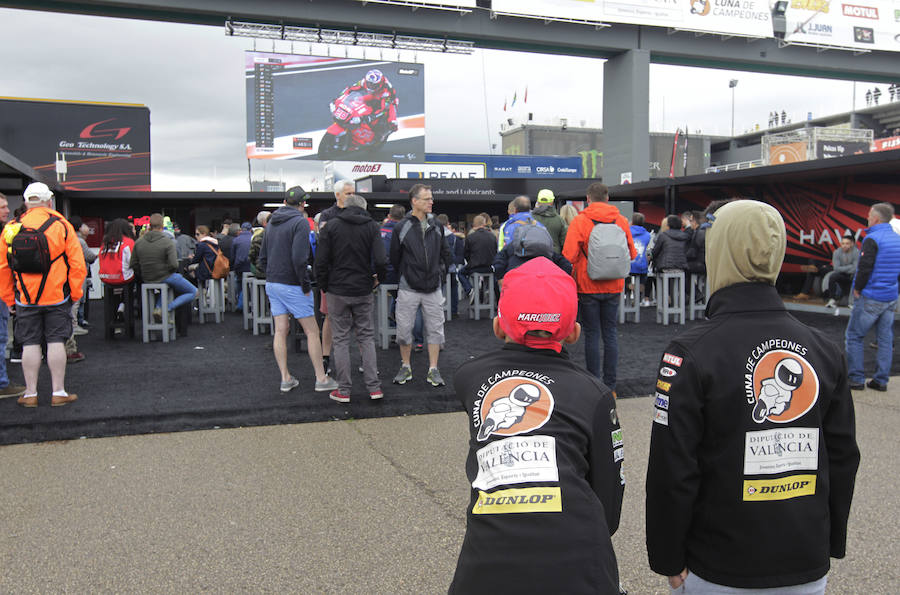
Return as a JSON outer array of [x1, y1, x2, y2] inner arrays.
[[562, 183, 636, 395], [0, 192, 25, 399], [130, 213, 198, 323], [845, 202, 900, 392], [315, 194, 386, 403], [390, 183, 451, 387]]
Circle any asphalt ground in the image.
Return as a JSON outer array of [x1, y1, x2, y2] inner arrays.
[[0, 302, 896, 445], [0, 385, 896, 593]]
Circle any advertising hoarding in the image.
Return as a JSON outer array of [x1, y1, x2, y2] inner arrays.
[[873, 136, 900, 151], [0, 97, 150, 191], [769, 142, 808, 165], [816, 140, 870, 159], [784, 1, 900, 52], [400, 163, 486, 178], [425, 153, 583, 178], [491, 0, 774, 38], [352, 0, 477, 7], [245, 52, 425, 163]]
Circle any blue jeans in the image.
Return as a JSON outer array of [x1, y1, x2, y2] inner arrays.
[[164, 273, 198, 311], [0, 302, 8, 388], [578, 293, 619, 390], [846, 294, 896, 386]]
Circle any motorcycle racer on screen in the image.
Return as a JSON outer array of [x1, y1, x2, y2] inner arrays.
[[317, 69, 399, 158]]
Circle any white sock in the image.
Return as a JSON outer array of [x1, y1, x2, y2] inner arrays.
[[52, 390, 68, 397]]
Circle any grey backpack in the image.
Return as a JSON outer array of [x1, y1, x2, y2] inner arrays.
[[586, 219, 631, 280], [511, 222, 553, 259]]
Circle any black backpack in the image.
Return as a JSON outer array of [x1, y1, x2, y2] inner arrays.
[[9, 215, 61, 274]]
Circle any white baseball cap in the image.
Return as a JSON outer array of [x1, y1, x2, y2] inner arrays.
[[23, 182, 53, 202]]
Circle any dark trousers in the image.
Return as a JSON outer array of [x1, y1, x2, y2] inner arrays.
[[578, 293, 619, 390]]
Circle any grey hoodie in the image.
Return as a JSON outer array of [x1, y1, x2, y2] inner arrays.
[[258, 206, 311, 289]]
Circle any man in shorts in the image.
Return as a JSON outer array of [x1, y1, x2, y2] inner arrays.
[[0, 182, 86, 407], [389, 184, 450, 387], [258, 186, 337, 394]]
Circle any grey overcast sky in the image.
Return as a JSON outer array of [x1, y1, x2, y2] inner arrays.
[[0, 7, 884, 191]]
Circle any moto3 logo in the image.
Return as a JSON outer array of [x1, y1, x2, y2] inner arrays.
[[79, 119, 131, 141]]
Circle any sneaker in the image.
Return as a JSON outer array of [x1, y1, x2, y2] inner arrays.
[[329, 390, 350, 403], [67, 352, 85, 364], [51, 393, 78, 407], [10, 350, 22, 363], [17, 394, 37, 408], [793, 293, 811, 300], [849, 382, 865, 391], [80, 321, 91, 329], [0, 384, 26, 399], [73, 325, 89, 336], [414, 343, 424, 353], [426, 367, 445, 387], [314, 376, 338, 392], [369, 390, 384, 400], [152, 308, 162, 322], [392, 364, 412, 385], [280, 376, 300, 393], [641, 298, 651, 307], [825, 298, 836, 308], [833, 307, 840, 317], [867, 379, 888, 392]]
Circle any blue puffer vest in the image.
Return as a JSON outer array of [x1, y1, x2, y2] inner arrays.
[[859, 222, 900, 302]]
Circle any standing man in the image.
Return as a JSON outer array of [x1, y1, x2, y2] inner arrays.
[[258, 187, 337, 394], [0, 192, 25, 399], [0, 182, 86, 407], [248, 210, 270, 278], [317, 180, 354, 375], [562, 183, 635, 394], [390, 183, 451, 387], [531, 189, 567, 252], [845, 202, 900, 391], [646, 200, 860, 593], [498, 195, 544, 250], [131, 213, 198, 323], [315, 194, 386, 403]]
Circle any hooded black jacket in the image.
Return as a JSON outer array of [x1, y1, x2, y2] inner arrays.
[[651, 228, 690, 271], [463, 227, 498, 271], [258, 206, 311, 289], [388, 213, 450, 293], [646, 283, 860, 589], [315, 206, 386, 296], [450, 343, 624, 595]]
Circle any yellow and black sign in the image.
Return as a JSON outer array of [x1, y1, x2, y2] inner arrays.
[[473, 487, 562, 514], [743, 474, 816, 501]]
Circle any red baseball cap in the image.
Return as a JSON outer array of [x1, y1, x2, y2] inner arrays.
[[498, 257, 577, 352]]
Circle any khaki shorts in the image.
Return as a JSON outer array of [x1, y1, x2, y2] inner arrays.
[[395, 288, 444, 346]]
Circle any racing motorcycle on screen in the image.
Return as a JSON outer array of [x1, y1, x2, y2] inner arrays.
[[317, 91, 394, 159]]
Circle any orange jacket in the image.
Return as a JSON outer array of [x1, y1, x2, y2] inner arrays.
[[0, 206, 87, 307], [562, 201, 636, 294]]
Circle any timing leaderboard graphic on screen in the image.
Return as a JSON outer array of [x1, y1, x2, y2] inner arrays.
[[245, 52, 425, 162]]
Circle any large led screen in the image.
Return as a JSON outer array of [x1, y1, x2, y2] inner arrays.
[[245, 52, 425, 162], [0, 97, 151, 191]]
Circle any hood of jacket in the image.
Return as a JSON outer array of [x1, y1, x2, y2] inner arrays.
[[532, 204, 558, 217], [706, 200, 785, 295], [335, 205, 373, 225], [143, 229, 170, 243], [269, 205, 304, 226]]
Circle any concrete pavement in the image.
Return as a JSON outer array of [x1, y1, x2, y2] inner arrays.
[[0, 383, 897, 593]]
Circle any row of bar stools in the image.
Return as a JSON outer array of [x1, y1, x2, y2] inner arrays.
[[689, 273, 710, 321], [198, 278, 225, 324], [619, 274, 642, 323], [241, 272, 254, 331], [140, 283, 176, 343], [250, 278, 273, 335], [469, 272, 496, 321], [656, 269, 685, 326], [376, 283, 399, 350], [103, 281, 136, 340]]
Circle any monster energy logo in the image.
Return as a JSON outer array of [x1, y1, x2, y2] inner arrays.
[[578, 150, 603, 178]]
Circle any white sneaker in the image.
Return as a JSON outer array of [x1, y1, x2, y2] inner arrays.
[[833, 307, 840, 316], [73, 325, 89, 336], [825, 298, 836, 308]]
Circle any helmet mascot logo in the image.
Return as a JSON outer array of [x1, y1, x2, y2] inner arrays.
[[476, 377, 554, 442], [751, 351, 819, 424]]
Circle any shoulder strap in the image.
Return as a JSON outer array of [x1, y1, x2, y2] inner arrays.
[[396, 218, 413, 246]]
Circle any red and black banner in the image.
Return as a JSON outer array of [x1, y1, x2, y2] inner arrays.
[[0, 97, 150, 191]]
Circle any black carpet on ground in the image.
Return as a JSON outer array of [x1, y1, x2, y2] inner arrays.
[[0, 305, 895, 445]]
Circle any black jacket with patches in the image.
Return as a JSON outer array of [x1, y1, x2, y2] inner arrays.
[[315, 206, 386, 297], [646, 283, 860, 589], [450, 343, 623, 595]]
